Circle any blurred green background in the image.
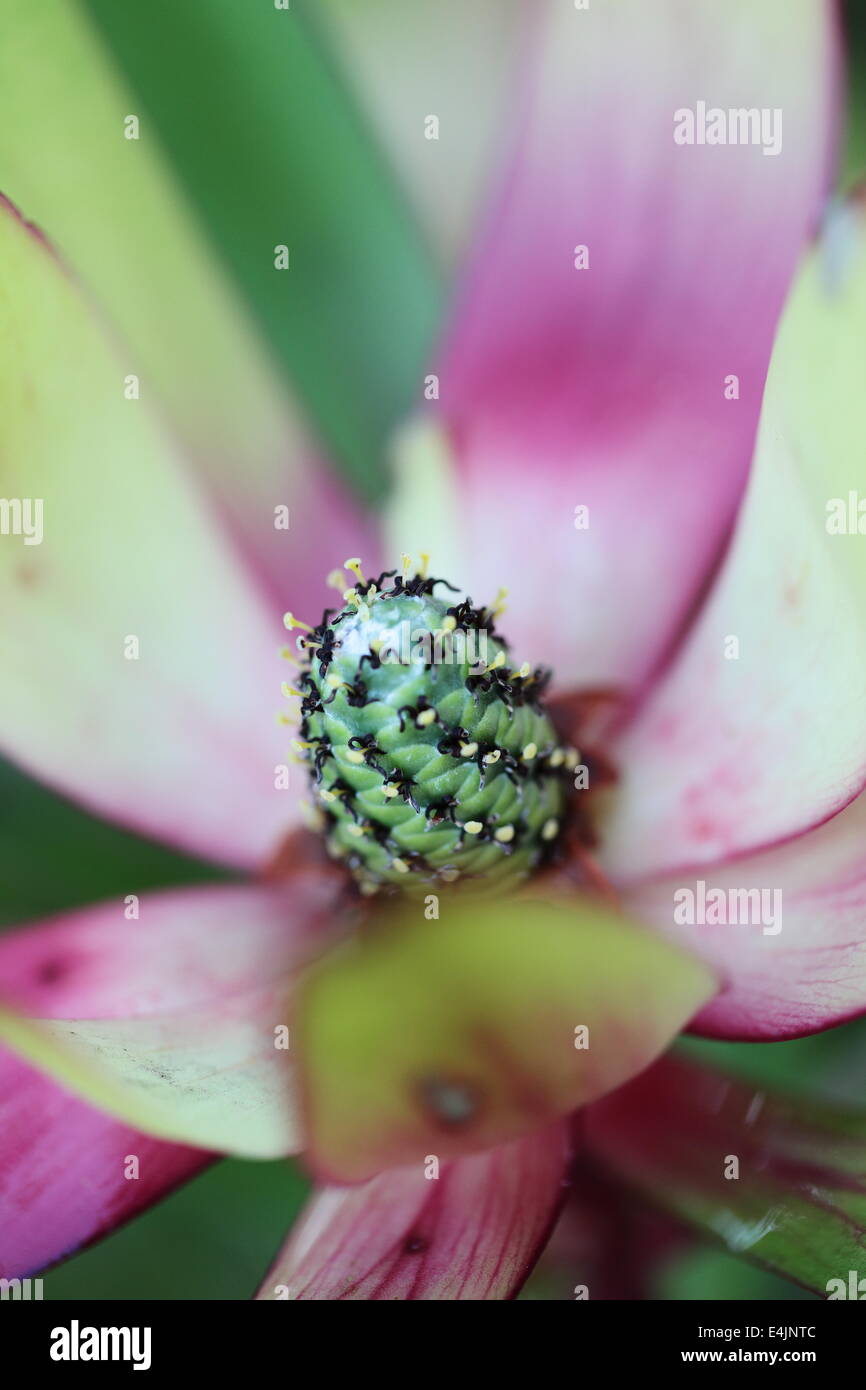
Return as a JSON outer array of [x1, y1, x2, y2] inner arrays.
[[2, 0, 865, 1298]]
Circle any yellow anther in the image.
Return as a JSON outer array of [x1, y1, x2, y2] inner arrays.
[[492, 586, 508, 617], [549, 748, 565, 768], [400, 553, 413, 578], [343, 588, 369, 620], [391, 856, 410, 874], [281, 682, 303, 699], [483, 749, 502, 765], [300, 802, 325, 832], [440, 615, 457, 634], [347, 822, 366, 838], [485, 651, 506, 673], [381, 784, 399, 798], [522, 742, 538, 761], [325, 673, 343, 690], [416, 708, 437, 727], [419, 552, 430, 579], [369, 638, 383, 654], [463, 820, 483, 835], [541, 818, 560, 841], [279, 645, 300, 664], [344, 557, 365, 585], [276, 712, 292, 726], [326, 568, 347, 594], [320, 788, 337, 803], [511, 661, 531, 680], [563, 747, 580, 770], [291, 738, 314, 752], [440, 868, 460, 883], [494, 825, 515, 843], [344, 748, 366, 765], [460, 741, 479, 758], [283, 612, 312, 632]]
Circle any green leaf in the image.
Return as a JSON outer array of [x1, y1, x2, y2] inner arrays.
[[81, 0, 442, 502], [587, 1053, 866, 1296], [678, 1026, 866, 1104], [0, 759, 227, 929], [842, 2, 866, 186], [46, 1157, 311, 1299], [658, 1247, 816, 1302]]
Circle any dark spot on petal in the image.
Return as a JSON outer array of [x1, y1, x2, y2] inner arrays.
[[402, 1234, 429, 1255], [36, 958, 69, 985], [417, 1075, 481, 1129], [16, 561, 40, 588]]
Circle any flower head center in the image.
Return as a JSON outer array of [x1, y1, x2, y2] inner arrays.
[[287, 558, 578, 895]]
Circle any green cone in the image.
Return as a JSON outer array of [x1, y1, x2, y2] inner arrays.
[[292, 566, 571, 895]]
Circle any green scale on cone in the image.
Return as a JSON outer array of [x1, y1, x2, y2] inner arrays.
[[289, 561, 573, 895]]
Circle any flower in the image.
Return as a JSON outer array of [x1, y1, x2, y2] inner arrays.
[[1, 0, 865, 1299]]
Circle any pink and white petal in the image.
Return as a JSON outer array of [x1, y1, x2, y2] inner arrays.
[[0, 874, 344, 1157], [257, 1123, 572, 1300], [416, 0, 836, 687], [0, 0, 374, 615], [0, 1050, 208, 1279], [623, 791, 866, 1040], [601, 200, 866, 882], [0, 196, 304, 870], [320, 0, 523, 269], [0, 870, 341, 1020]]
